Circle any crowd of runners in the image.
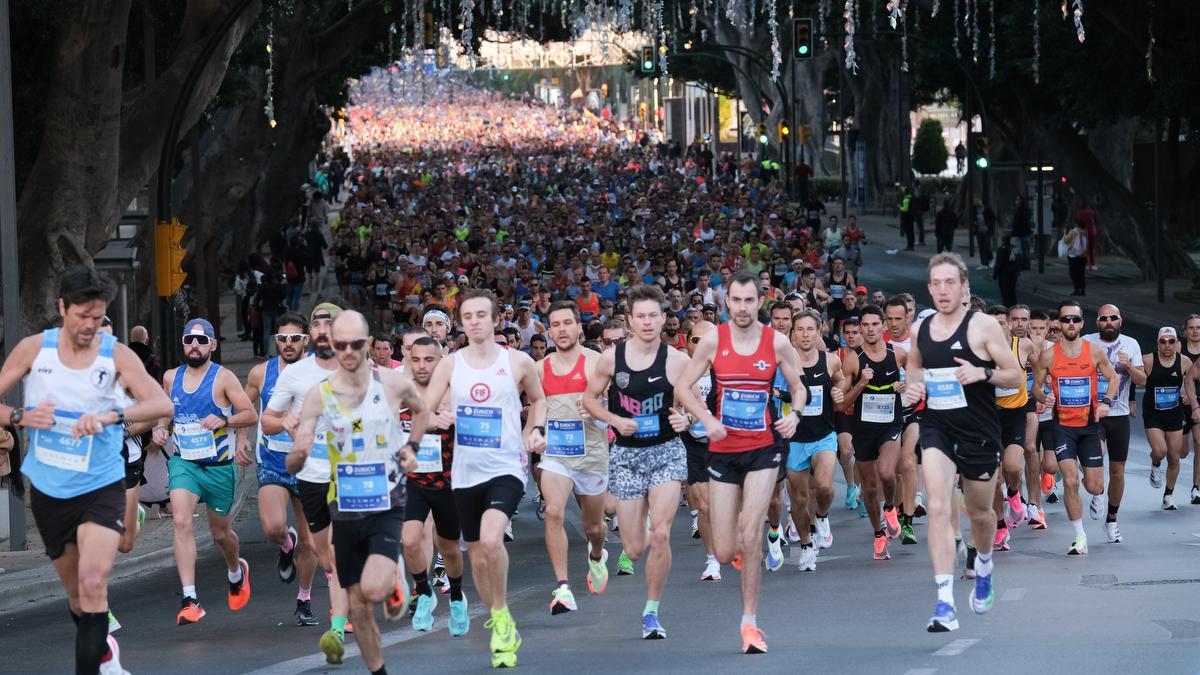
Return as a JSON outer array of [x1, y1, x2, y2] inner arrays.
[[14, 75, 1200, 674]]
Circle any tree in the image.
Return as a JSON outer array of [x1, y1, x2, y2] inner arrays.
[[912, 118, 948, 175]]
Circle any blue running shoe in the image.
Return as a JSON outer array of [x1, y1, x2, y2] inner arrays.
[[971, 575, 994, 614], [857, 496, 868, 518], [412, 593, 437, 632], [926, 601, 959, 632], [449, 596, 469, 637], [642, 613, 667, 640], [845, 483, 861, 511]]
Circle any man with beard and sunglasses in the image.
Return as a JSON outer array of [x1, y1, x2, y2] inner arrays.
[[262, 303, 354, 664], [154, 318, 258, 626], [236, 312, 321, 627]]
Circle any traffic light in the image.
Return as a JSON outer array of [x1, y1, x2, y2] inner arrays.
[[756, 123, 769, 145], [974, 135, 990, 169], [779, 121, 790, 138], [640, 46, 655, 73], [792, 18, 814, 59], [155, 218, 187, 297]]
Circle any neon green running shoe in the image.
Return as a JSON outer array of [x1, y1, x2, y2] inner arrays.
[[319, 628, 345, 664], [107, 609, 121, 633], [617, 551, 635, 576]]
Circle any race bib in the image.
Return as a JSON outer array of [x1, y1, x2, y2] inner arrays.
[[1154, 386, 1180, 411], [456, 405, 503, 448], [32, 412, 93, 473], [721, 389, 769, 431], [545, 419, 585, 457], [860, 393, 896, 423], [830, 285, 845, 299], [174, 422, 217, 461], [633, 414, 660, 438], [802, 387, 825, 417], [994, 384, 1020, 398], [926, 368, 967, 410], [375, 283, 390, 297], [264, 432, 293, 456], [1057, 377, 1090, 407], [335, 462, 390, 512], [413, 434, 444, 473]]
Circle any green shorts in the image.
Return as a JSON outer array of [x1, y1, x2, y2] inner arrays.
[[168, 455, 236, 516]]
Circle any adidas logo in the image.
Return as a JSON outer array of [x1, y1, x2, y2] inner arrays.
[[950, 341, 963, 350], [497, 368, 507, 376], [571, 373, 584, 380]]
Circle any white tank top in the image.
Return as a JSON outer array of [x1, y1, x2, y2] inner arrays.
[[516, 320, 538, 347], [319, 373, 405, 519], [450, 347, 528, 489]]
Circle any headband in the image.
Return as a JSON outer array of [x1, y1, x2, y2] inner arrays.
[[423, 310, 451, 326]]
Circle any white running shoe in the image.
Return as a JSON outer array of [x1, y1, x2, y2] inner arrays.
[[99, 635, 130, 675], [1089, 493, 1106, 520], [1025, 503, 1040, 521], [797, 546, 817, 572], [1191, 486, 1200, 505], [504, 521, 514, 542], [701, 559, 721, 581], [765, 533, 785, 572], [1163, 494, 1178, 511], [815, 516, 833, 549], [1150, 464, 1164, 489], [690, 514, 700, 539], [1104, 521, 1123, 543], [784, 518, 802, 544]]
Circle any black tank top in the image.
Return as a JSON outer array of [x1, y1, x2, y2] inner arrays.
[[916, 310, 1000, 445], [1182, 343, 1200, 393], [1142, 352, 1183, 417], [795, 352, 836, 442], [608, 343, 676, 447], [853, 345, 901, 428]]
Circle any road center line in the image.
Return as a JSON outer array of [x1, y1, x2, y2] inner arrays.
[[933, 638, 979, 656]]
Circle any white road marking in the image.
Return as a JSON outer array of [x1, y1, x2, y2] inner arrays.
[[1002, 588, 1026, 601], [903, 669, 938, 675], [934, 638, 979, 656]]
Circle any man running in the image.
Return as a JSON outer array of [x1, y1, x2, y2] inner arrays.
[[237, 312, 320, 626], [583, 285, 691, 640], [1008, 304, 1048, 528], [682, 319, 722, 581], [1182, 314, 1200, 502], [1081, 305, 1145, 542], [1142, 327, 1192, 510], [986, 305, 1035, 551], [291, 310, 429, 675], [538, 301, 611, 614], [0, 267, 172, 674], [423, 306, 453, 353], [422, 289, 548, 669], [905, 252, 1023, 632], [836, 318, 862, 513], [1034, 300, 1118, 555], [885, 295, 922, 544], [676, 270, 806, 654]]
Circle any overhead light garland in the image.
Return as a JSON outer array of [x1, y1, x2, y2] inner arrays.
[[1071, 0, 1085, 43], [264, 16, 276, 128], [1032, 0, 1040, 83], [768, 0, 780, 80], [844, 0, 858, 72]]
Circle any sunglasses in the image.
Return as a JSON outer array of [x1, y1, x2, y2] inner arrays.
[[1097, 314, 1121, 322], [601, 337, 627, 346], [1060, 315, 1084, 324], [495, 339, 509, 346], [182, 335, 211, 346], [1159, 338, 1177, 345], [332, 338, 368, 352], [275, 333, 306, 343]]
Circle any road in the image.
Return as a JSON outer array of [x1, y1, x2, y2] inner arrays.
[[3, 430, 1199, 674]]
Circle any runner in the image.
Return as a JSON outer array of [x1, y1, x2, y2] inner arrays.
[[537, 300, 611, 614], [786, 309, 847, 571], [401, 336, 469, 636], [599, 318, 635, 574], [1081, 305, 1145, 542], [582, 285, 690, 640], [237, 312, 320, 626], [765, 300, 797, 565], [423, 306, 453, 353], [1034, 300, 1118, 555], [885, 295, 922, 544], [905, 252, 1023, 632], [422, 289, 548, 668], [1142, 328, 1192, 510], [836, 318, 862, 514], [290, 310, 429, 675], [263, 303, 353, 664], [675, 270, 807, 654], [986, 305, 1035, 551], [841, 305, 906, 560], [1007, 304, 1047, 528], [682, 319, 722, 581], [1182, 315, 1200, 503], [0, 267, 172, 674]]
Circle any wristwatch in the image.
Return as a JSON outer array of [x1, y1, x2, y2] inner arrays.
[[113, 408, 126, 426], [1100, 396, 1113, 406], [983, 367, 994, 382], [404, 439, 421, 454], [533, 425, 546, 437], [9, 407, 23, 427]]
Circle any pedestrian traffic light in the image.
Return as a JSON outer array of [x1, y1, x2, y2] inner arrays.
[[640, 46, 655, 73], [974, 135, 990, 169], [155, 218, 187, 297], [792, 18, 814, 59], [756, 123, 769, 145]]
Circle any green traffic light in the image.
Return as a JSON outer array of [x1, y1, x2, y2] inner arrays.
[[798, 45, 810, 55], [643, 61, 654, 70], [503, 74, 510, 80], [975, 157, 989, 169], [759, 134, 769, 145]]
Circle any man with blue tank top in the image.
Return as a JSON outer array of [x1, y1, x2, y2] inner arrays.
[[153, 317, 258, 627], [0, 267, 173, 675], [237, 311, 320, 626]]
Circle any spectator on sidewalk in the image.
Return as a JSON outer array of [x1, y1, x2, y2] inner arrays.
[[1063, 218, 1089, 296], [954, 141, 967, 173], [1011, 194, 1033, 266], [973, 196, 996, 270], [993, 236, 1021, 307], [913, 181, 929, 246], [900, 185, 916, 250], [233, 260, 257, 340], [1076, 199, 1099, 270], [284, 236, 308, 311], [935, 198, 958, 252], [254, 262, 286, 357], [795, 158, 813, 204]]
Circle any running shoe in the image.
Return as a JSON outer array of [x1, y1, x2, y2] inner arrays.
[[913, 493, 927, 518], [765, 534, 784, 572], [797, 545, 817, 572], [406, 589, 420, 616], [784, 518, 801, 544], [295, 599, 319, 626], [900, 520, 918, 545], [1163, 493, 1178, 511], [617, 551, 635, 576], [485, 613, 522, 667], [690, 514, 700, 539], [1041, 472, 1056, 495], [971, 575, 994, 614], [610, 515, 620, 532], [532, 492, 542, 504], [1150, 463, 1164, 489], [926, 601, 959, 632], [1068, 534, 1088, 556], [845, 483, 860, 511], [549, 586, 576, 615], [994, 527, 1011, 551], [177, 597, 205, 625], [413, 592, 438, 630], [227, 558, 251, 611], [701, 559, 722, 581], [1025, 503, 1040, 522], [883, 506, 901, 538], [873, 534, 890, 560], [449, 596, 470, 637], [963, 546, 976, 579], [857, 497, 868, 518], [1046, 492, 1059, 504], [433, 552, 445, 576], [504, 522, 514, 542], [136, 504, 145, 527], [278, 526, 298, 584], [1089, 493, 1106, 520], [320, 629, 345, 664], [384, 581, 408, 621], [99, 635, 129, 675], [1030, 507, 1047, 530], [955, 538, 967, 560], [107, 609, 121, 633], [642, 612, 667, 639], [587, 545, 609, 594], [741, 624, 768, 654], [815, 516, 833, 549], [1006, 493, 1027, 529], [1191, 486, 1200, 505], [731, 552, 743, 571], [435, 568, 451, 594], [1104, 521, 1123, 543]]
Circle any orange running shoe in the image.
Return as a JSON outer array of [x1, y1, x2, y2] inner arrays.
[[741, 624, 768, 654], [873, 534, 891, 560], [1040, 472, 1056, 495], [177, 597, 206, 625], [731, 552, 743, 571], [883, 507, 901, 539], [384, 581, 407, 621], [228, 558, 251, 611]]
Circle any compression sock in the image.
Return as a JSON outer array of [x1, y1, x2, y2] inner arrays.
[[449, 576, 464, 602], [1106, 503, 1119, 523], [412, 571, 432, 597], [935, 574, 954, 605], [331, 614, 347, 637], [76, 611, 108, 674], [643, 600, 660, 616]]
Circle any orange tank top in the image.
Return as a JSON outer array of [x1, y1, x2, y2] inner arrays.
[[1050, 340, 1097, 427]]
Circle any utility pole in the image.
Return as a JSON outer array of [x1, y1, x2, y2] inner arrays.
[[1155, 118, 1164, 303]]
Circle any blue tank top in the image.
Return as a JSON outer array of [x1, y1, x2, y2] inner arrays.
[[256, 358, 292, 473], [170, 362, 233, 464]]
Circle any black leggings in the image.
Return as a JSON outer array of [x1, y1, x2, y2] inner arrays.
[[1068, 256, 1087, 294]]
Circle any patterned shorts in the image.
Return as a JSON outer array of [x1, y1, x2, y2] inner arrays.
[[608, 438, 687, 500]]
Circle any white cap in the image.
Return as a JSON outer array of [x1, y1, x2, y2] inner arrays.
[[1158, 326, 1177, 339]]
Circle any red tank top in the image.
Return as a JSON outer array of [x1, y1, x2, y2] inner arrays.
[[542, 354, 588, 396], [711, 323, 778, 453], [1050, 340, 1097, 428]]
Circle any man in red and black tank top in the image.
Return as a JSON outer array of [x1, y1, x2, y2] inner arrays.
[[675, 270, 807, 655]]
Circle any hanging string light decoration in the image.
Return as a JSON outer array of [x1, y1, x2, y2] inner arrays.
[[1071, 0, 1085, 42], [886, 0, 902, 29], [844, 0, 858, 72], [264, 17, 276, 128], [818, 0, 828, 35], [988, 0, 995, 79], [1060, 1, 1067, 19], [900, 2, 909, 71], [953, 0, 960, 58], [768, 0, 781, 80], [725, 0, 741, 31], [930, 0, 938, 17], [656, 0, 669, 74], [462, 0, 477, 67], [690, 0, 698, 31], [1145, 1, 1154, 82], [913, 2, 919, 29], [969, 0, 980, 63], [1032, 0, 1039, 83]]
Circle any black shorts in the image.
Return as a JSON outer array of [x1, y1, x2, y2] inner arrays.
[[706, 444, 782, 485], [902, 408, 923, 430], [998, 407, 1027, 449], [297, 479, 332, 533], [124, 453, 146, 490], [31, 481, 125, 560], [404, 485, 461, 541], [920, 425, 1001, 482], [836, 414, 853, 435], [1143, 411, 1185, 433], [332, 508, 405, 588], [1054, 423, 1104, 469], [852, 423, 902, 462], [1099, 415, 1131, 462], [453, 475, 524, 542], [681, 434, 709, 485]]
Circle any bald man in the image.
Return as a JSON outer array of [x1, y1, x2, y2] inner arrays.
[[130, 326, 149, 345], [682, 320, 721, 581]]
